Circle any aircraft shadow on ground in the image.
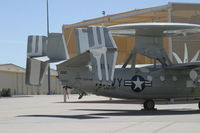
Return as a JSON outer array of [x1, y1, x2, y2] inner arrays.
[[56, 99, 142, 104], [17, 109, 200, 120], [17, 114, 107, 120], [57, 99, 198, 105], [73, 108, 200, 116]]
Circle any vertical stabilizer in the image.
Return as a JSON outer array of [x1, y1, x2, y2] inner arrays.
[[75, 26, 117, 81], [47, 33, 69, 62], [26, 58, 48, 85], [26, 33, 68, 86], [27, 35, 47, 57]]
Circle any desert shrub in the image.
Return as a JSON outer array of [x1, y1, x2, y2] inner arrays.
[[1, 88, 11, 97]]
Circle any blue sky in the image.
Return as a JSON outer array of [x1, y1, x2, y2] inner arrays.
[[0, 0, 199, 68]]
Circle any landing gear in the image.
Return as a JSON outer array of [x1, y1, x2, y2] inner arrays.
[[63, 86, 70, 103], [143, 99, 156, 110], [78, 92, 87, 99]]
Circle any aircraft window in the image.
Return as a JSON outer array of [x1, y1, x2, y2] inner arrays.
[[160, 76, 165, 81], [189, 70, 198, 81], [147, 75, 153, 81], [172, 76, 177, 81]]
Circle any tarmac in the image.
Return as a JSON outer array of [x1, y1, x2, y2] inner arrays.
[[1, 95, 200, 133]]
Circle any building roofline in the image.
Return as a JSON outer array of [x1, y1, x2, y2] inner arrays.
[[62, 2, 200, 30], [0, 63, 25, 70], [0, 63, 58, 76], [168, 2, 200, 5], [63, 4, 169, 29]]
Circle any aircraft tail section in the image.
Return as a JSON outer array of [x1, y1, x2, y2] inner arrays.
[[58, 51, 90, 68], [47, 33, 68, 62], [74, 26, 118, 81], [27, 35, 48, 57], [26, 33, 68, 85], [26, 26, 117, 85], [26, 58, 48, 85]]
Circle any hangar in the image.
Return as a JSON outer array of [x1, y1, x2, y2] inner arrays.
[[62, 2, 200, 64], [0, 64, 63, 95]]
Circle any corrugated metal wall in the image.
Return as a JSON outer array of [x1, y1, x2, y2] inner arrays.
[[171, 3, 200, 63], [63, 3, 200, 65], [63, 4, 170, 64]]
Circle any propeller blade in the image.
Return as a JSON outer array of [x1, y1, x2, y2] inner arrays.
[[184, 43, 188, 63], [172, 52, 183, 63], [191, 50, 200, 62]]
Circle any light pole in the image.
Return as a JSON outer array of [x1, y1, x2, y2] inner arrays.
[[47, 0, 51, 95]]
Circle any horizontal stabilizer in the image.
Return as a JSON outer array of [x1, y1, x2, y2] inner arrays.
[[58, 51, 90, 67]]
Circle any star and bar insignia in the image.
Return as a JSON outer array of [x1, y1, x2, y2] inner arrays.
[[124, 75, 152, 92]]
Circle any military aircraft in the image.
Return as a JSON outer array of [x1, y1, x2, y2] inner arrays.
[[26, 22, 200, 110]]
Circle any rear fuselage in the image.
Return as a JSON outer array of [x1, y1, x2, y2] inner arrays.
[[58, 66, 200, 100]]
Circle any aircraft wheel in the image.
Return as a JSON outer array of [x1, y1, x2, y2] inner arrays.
[[143, 99, 155, 110]]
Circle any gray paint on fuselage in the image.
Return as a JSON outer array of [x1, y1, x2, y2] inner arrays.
[[58, 66, 200, 99]]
